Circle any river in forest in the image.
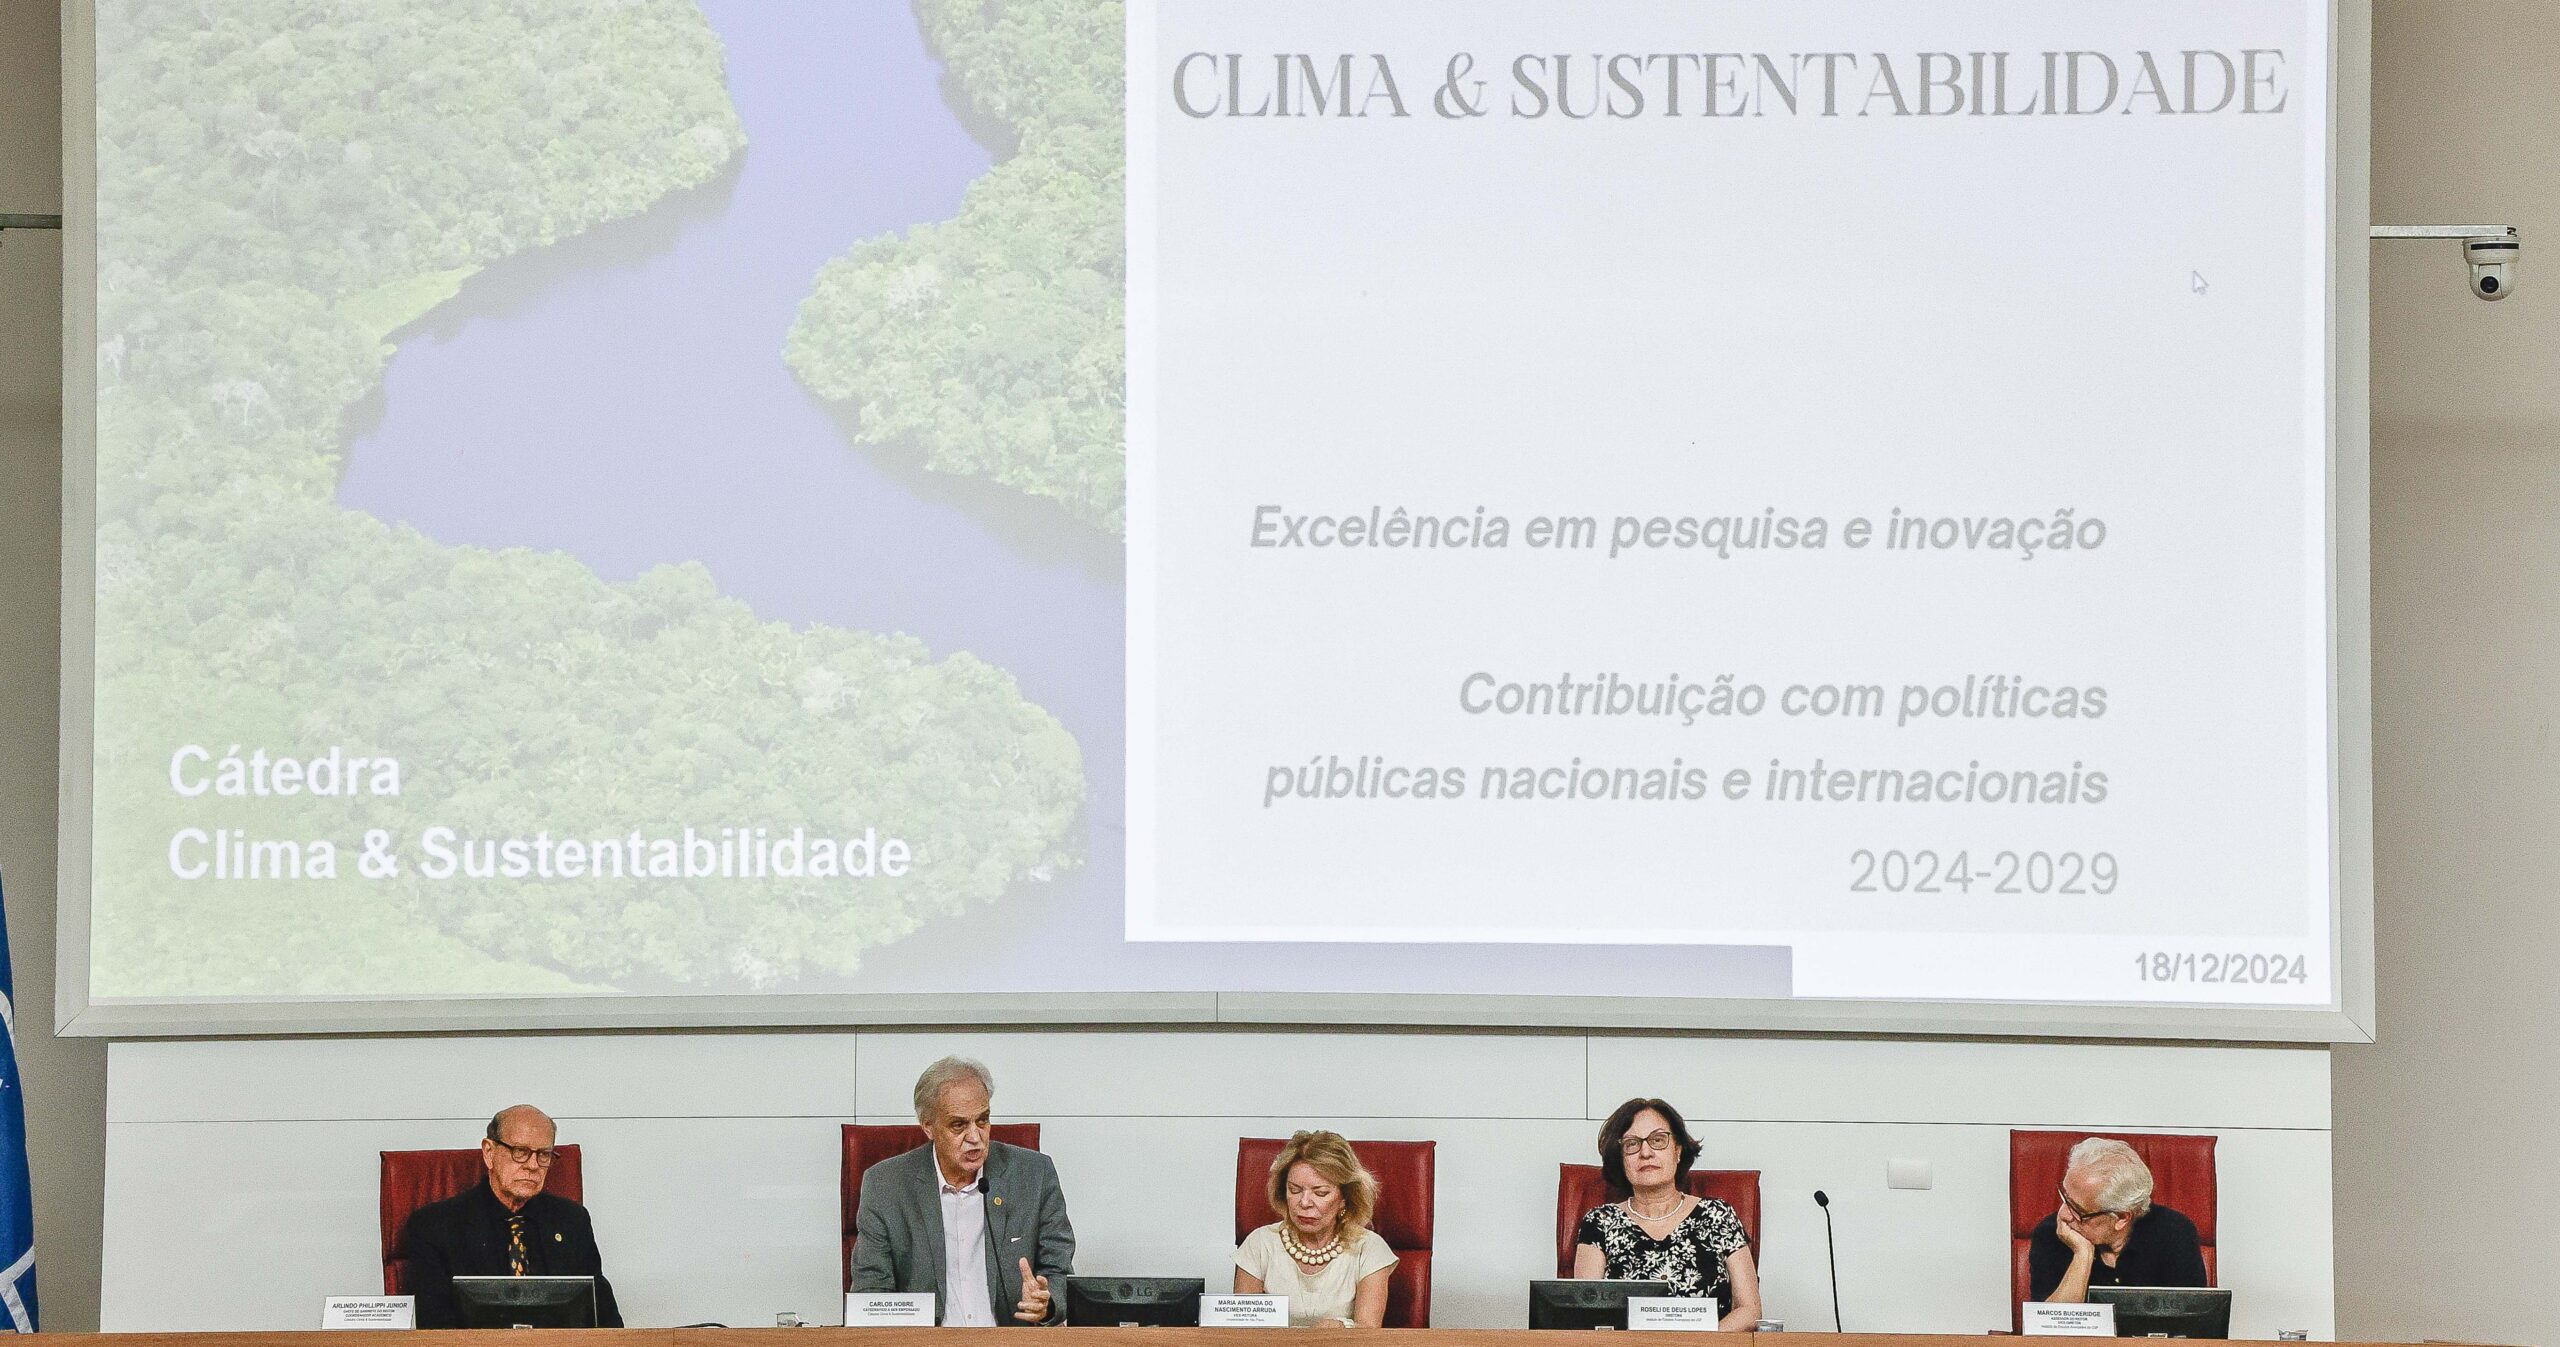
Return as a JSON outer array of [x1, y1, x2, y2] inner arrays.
[[336, 0, 1788, 999]]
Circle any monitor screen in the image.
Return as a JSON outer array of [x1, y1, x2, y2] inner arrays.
[[1528, 1279, 1675, 1330], [2088, 1285, 2233, 1339], [451, 1275, 599, 1330], [1060, 1276, 1206, 1327]]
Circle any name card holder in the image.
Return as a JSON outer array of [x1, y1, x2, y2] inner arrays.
[[1628, 1297, 1721, 1331], [844, 1293, 937, 1327], [2022, 1303, 2117, 1337], [320, 1296, 414, 1330], [1200, 1295, 1289, 1327]]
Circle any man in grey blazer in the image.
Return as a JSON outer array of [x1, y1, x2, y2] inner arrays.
[[849, 1057, 1076, 1325]]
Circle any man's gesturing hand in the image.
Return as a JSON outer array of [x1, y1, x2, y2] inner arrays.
[[1013, 1257, 1052, 1323]]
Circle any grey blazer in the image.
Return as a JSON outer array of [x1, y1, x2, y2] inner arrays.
[[847, 1140, 1076, 1324]]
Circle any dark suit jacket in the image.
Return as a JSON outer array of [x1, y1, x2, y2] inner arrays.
[[847, 1141, 1075, 1324], [398, 1182, 624, 1329]]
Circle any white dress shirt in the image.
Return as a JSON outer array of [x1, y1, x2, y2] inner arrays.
[[939, 1171, 997, 1326]]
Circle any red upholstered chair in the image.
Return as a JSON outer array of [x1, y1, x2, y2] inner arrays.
[[2009, 1130, 2217, 1331], [842, 1122, 1042, 1290], [1554, 1163, 1763, 1276], [1236, 1137, 1436, 1328], [381, 1145, 584, 1295]]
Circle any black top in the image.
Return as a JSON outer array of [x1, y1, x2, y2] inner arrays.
[[398, 1182, 624, 1329], [1576, 1199, 1751, 1311], [2026, 1203, 2208, 1302]]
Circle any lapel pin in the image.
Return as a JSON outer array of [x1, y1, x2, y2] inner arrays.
[[992, 1196, 1004, 1207], [553, 1233, 563, 1242]]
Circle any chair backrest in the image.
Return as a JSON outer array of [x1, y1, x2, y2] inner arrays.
[[2008, 1130, 2218, 1331], [1554, 1163, 1762, 1277], [1235, 1137, 1436, 1328], [841, 1122, 1043, 1290], [381, 1145, 584, 1295]]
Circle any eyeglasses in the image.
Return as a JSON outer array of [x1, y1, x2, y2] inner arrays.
[[2057, 1186, 2120, 1223], [1617, 1130, 1677, 1156], [492, 1141, 557, 1168]]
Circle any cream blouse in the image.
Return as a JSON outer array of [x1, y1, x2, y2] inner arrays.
[[1232, 1223, 1398, 1327]]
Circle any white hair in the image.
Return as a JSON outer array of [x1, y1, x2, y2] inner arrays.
[[912, 1056, 995, 1122], [2066, 1137, 2155, 1215]]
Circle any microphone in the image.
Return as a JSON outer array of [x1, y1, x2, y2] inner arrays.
[[1813, 1190, 1842, 1332]]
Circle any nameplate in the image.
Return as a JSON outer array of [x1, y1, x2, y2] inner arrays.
[[2022, 1303, 2117, 1336], [1627, 1297, 1720, 1331], [844, 1293, 936, 1326], [320, 1296, 414, 1330], [1199, 1295, 1288, 1327]]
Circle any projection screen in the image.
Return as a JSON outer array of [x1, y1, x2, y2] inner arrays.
[[58, 0, 2374, 1039]]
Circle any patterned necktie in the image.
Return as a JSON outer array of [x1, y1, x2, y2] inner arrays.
[[507, 1213, 527, 1276]]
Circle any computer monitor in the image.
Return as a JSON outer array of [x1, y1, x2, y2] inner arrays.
[[2087, 1286, 2233, 1339], [451, 1275, 599, 1329], [1527, 1279, 1675, 1330], [1060, 1276, 1206, 1327]]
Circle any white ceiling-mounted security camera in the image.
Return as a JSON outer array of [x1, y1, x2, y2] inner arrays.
[[2372, 224, 2523, 301]]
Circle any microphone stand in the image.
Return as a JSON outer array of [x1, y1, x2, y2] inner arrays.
[[1814, 1190, 1842, 1331]]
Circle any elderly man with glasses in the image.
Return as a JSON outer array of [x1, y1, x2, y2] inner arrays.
[[2029, 1137, 2209, 1304], [399, 1104, 624, 1328], [849, 1057, 1077, 1325]]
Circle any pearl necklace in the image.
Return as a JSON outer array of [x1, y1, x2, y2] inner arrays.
[[1277, 1223, 1346, 1266], [1626, 1192, 1687, 1222]]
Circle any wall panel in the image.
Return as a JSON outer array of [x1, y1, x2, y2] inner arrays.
[[103, 1034, 2331, 1336]]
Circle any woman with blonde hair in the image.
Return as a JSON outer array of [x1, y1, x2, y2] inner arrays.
[[1233, 1131, 1398, 1327]]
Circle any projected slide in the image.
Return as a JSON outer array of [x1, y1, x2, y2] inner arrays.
[[82, 0, 2337, 1016]]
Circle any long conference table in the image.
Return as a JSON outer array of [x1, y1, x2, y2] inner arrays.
[[42, 1331, 2480, 1346]]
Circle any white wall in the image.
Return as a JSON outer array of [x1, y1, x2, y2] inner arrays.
[[102, 1032, 2332, 1337], [2333, 8, 2560, 1346]]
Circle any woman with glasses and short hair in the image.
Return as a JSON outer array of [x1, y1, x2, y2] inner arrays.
[[1570, 1097, 1760, 1330], [2031, 1138, 2209, 1303]]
